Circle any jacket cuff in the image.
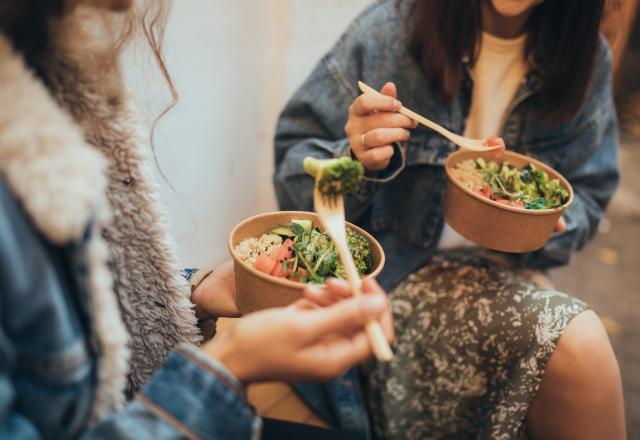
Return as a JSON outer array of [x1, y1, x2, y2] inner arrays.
[[138, 344, 261, 440]]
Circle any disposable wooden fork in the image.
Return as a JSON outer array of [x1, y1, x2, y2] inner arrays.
[[358, 81, 504, 153], [313, 188, 393, 362]]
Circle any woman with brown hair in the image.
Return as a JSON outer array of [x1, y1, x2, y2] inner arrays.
[[275, 0, 626, 438], [0, 0, 393, 438]]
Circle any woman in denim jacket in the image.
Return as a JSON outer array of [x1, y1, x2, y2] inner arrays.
[[275, 0, 626, 438], [0, 0, 394, 438]]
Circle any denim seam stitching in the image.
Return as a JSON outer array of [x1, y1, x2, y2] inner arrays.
[[175, 347, 246, 399], [136, 395, 200, 440]]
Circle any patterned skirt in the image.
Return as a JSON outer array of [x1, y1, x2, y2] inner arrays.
[[366, 251, 588, 440]]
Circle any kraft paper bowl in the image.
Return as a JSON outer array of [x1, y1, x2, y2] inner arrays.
[[444, 150, 573, 253], [228, 211, 385, 315]]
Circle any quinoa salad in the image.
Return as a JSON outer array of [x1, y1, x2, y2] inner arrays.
[[234, 219, 373, 284], [451, 158, 569, 210]]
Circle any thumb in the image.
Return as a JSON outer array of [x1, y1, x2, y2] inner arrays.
[[379, 81, 397, 99], [302, 294, 386, 341]]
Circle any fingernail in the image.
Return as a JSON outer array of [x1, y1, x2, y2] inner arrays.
[[328, 277, 349, 287], [362, 295, 385, 317], [306, 285, 325, 295], [394, 100, 402, 108]]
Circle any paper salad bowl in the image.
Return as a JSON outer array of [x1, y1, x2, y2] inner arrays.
[[228, 211, 385, 315], [443, 150, 574, 253]]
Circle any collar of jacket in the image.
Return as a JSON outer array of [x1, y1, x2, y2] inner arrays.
[[0, 33, 108, 245], [0, 30, 132, 424]]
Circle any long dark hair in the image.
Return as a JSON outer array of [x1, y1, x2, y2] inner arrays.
[[0, 0, 177, 173], [406, 0, 606, 123]]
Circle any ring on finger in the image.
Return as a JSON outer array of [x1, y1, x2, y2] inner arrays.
[[361, 132, 368, 149]]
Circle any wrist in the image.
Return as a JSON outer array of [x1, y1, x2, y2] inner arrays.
[[203, 332, 252, 385]]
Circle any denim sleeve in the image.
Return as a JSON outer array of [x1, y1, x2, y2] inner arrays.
[[84, 344, 261, 440], [0, 368, 41, 440], [514, 49, 620, 269], [273, 46, 405, 221]]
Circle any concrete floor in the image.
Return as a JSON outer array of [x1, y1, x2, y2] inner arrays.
[[551, 136, 640, 438]]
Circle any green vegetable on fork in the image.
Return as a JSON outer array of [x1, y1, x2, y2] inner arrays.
[[304, 155, 393, 362], [303, 156, 365, 197]]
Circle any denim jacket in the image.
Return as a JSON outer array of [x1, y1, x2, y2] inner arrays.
[[0, 179, 261, 439], [274, 0, 620, 291]]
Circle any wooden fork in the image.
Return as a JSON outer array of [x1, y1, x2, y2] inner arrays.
[[358, 81, 503, 153], [313, 188, 393, 362]]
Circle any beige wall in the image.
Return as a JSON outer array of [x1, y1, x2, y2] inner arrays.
[[124, 0, 371, 266]]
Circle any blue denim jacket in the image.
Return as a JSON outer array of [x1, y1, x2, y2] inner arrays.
[[274, 1, 619, 437], [274, 0, 620, 291], [0, 179, 261, 439]]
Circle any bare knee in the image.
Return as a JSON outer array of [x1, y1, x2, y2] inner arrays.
[[527, 310, 626, 440]]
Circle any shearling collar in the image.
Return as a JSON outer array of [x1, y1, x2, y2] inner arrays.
[[0, 33, 108, 244]]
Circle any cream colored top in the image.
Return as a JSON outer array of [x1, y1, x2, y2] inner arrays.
[[438, 32, 527, 250]]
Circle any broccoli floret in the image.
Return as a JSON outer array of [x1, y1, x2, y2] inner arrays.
[[303, 156, 365, 197]]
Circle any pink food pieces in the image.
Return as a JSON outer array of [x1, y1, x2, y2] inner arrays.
[[256, 239, 295, 279], [255, 254, 277, 275], [484, 135, 506, 158]]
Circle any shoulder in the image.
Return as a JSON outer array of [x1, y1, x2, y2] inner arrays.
[[321, 1, 419, 96], [584, 34, 614, 108], [329, 0, 408, 58], [562, 34, 615, 130], [345, 0, 405, 36]]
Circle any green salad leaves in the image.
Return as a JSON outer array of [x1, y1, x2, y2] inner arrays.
[[474, 158, 569, 210], [269, 221, 373, 284]]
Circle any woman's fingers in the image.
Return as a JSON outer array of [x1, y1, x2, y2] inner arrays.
[[350, 93, 401, 116], [302, 294, 387, 342], [292, 298, 321, 310], [344, 83, 415, 174], [362, 112, 417, 131], [359, 145, 395, 171], [297, 332, 372, 378], [361, 279, 394, 341], [304, 282, 352, 307], [379, 81, 397, 99], [303, 286, 337, 307], [324, 278, 352, 297], [363, 127, 410, 148]]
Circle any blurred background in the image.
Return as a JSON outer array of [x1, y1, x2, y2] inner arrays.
[[122, 0, 639, 436]]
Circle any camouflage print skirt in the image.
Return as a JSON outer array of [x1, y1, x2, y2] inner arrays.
[[366, 251, 588, 440]]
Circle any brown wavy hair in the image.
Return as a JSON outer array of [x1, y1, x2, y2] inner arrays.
[[405, 0, 606, 123], [0, 0, 177, 135]]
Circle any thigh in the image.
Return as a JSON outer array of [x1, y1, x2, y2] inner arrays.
[[366, 251, 589, 440]]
